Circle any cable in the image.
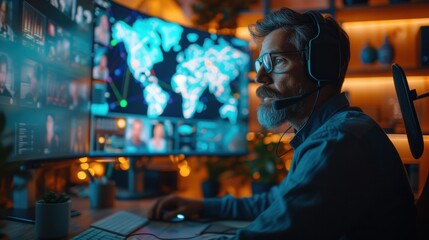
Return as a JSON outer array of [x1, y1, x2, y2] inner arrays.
[[128, 228, 237, 240], [128, 232, 199, 240], [275, 125, 293, 158], [275, 81, 322, 158]]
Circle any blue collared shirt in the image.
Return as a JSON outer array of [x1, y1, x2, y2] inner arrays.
[[203, 93, 416, 239]]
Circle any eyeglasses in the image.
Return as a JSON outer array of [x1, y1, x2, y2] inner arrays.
[[254, 50, 303, 74]]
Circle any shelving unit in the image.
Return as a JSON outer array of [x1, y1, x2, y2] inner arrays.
[[335, 1, 429, 196], [335, 2, 429, 22]]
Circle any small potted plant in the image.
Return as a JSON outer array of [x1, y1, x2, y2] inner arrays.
[[35, 191, 71, 239], [201, 157, 227, 198], [201, 156, 247, 198], [246, 131, 288, 194]]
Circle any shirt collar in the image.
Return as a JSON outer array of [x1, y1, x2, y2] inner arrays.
[[289, 92, 350, 149]]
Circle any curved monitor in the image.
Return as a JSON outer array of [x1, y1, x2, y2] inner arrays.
[[392, 63, 424, 159], [89, 0, 251, 157], [0, 0, 93, 166]]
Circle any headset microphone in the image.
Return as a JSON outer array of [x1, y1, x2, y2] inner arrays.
[[272, 85, 323, 110]]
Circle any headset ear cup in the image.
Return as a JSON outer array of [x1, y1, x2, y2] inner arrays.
[[304, 11, 341, 84]]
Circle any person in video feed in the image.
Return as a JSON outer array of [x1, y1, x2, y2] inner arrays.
[[0, 53, 13, 99], [71, 123, 86, 153], [92, 52, 109, 81], [68, 81, 86, 110], [148, 122, 167, 152], [44, 113, 59, 154], [0, 0, 14, 41], [125, 119, 148, 152], [94, 13, 110, 46], [24, 65, 43, 106]]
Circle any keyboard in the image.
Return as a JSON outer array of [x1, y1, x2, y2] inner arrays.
[[71, 211, 149, 239]]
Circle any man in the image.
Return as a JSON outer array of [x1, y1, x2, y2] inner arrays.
[[0, 53, 12, 97], [149, 8, 416, 239], [24, 65, 42, 105], [125, 119, 147, 152], [93, 53, 109, 81]]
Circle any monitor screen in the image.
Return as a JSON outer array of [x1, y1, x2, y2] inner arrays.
[[0, 0, 93, 164], [90, 0, 250, 156]]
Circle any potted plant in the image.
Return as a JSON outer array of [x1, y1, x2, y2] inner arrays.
[[201, 157, 227, 198], [246, 131, 288, 194], [35, 191, 71, 239], [201, 156, 247, 198]]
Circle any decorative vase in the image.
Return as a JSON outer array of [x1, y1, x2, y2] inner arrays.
[[360, 41, 378, 64], [378, 35, 395, 65], [343, 0, 369, 6]]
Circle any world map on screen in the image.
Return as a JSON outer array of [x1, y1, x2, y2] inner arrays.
[[111, 17, 249, 124]]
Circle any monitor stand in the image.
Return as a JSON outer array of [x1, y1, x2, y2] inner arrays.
[[115, 157, 160, 200], [5, 170, 80, 224]]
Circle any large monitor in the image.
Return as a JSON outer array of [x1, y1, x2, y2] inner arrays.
[[90, 0, 251, 157], [0, 0, 93, 166]]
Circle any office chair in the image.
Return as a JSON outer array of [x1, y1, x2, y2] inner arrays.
[[392, 63, 429, 239]]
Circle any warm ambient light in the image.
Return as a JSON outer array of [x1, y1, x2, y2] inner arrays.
[[77, 171, 87, 180], [91, 162, 105, 176], [344, 76, 429, 89], [80, 163, 89, 170], [342, 18, 429, 29], [116, 118, 126, 129], [79, 157, 88, 163], [263, 137, 272, 145], [98, 136, 105, 144], [247, 132, 255, 141], [119, 159, 130, 170], [178, 160, 188, 169], [87, 168, 95, 176], [179, 165, 191, 177], [252, 172, 260, 181]]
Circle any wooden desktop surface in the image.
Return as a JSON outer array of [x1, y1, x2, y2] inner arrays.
[[2, 196, 154, 240], [2, 196, 250, 240]]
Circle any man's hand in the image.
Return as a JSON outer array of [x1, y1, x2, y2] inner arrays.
[[148, 194, 203, 221]]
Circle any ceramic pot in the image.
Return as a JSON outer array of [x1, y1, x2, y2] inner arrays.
[[378, 36, 395, 65], [89, 180, 116, 209], [360, 42, 377, 64], [35, 200, 70, 239]]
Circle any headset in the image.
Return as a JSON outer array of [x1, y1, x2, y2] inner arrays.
[[304, 11, 342, 85], [272, 11, 343, 110]]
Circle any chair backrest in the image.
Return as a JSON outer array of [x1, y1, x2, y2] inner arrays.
[[391, 64, 428, 239]]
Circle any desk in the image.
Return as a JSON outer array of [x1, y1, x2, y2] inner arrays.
[[2, 196, 250, 240]]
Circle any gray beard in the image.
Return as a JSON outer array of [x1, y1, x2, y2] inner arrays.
[[257, 101, 288, 129]]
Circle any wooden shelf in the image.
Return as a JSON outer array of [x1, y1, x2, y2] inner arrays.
[[336, 2, 429, 22], [345, 67, 429, 78]]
